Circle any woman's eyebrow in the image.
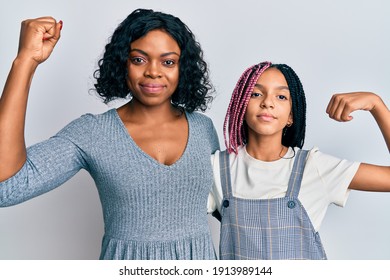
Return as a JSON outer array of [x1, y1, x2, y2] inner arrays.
[[129, 49, 180, 57], [129, 48, 148, 56]]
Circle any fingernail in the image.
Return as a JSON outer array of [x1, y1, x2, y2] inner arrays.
[[59, 20, 63, 30]]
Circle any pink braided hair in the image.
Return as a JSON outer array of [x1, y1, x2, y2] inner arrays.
[[223, 61, 272, 154]]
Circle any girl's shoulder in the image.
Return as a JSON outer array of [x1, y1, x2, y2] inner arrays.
[[211, 147, 327, 168], [303, 146, 360, 178], [293, 147, 343, 167], [305, 146, 345, 163]]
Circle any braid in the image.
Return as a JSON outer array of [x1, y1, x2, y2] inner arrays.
[[224, 62, 307, 153], [223, 62, 271, 153], [272, 64, 306, 148]]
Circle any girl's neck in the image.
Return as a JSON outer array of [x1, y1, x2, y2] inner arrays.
[[245, 135, 288, 162]]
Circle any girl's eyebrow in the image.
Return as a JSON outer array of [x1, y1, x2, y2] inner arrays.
[[254, 84, 289, 91], [129, 48, 180, 57]]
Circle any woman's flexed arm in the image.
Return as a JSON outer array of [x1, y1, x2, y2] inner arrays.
[[0, 17, 62, 182]]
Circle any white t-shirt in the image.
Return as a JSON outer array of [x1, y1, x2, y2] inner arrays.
[[208, 146, 360, 231]]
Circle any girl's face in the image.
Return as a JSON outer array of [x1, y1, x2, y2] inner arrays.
[[126, 29, 181, 108], [245, 67, 293, 141]]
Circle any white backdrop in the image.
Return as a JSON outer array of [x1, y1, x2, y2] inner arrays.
[[0, 0, 389, 259]]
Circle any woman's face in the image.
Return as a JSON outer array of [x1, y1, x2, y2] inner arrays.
[[245, 67, 293, 140], [126, 29, 181, 108]]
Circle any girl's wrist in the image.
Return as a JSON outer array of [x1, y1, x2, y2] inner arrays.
[[370, 94, 388, 117]]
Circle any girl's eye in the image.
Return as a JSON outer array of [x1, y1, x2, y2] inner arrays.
[[250, 92, 262, 98], [277, 95, 288, 100]]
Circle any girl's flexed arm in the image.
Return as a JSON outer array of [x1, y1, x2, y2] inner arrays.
[[326, 91, 390, 191], [0, 17, 62, 182], [326, 91, 390, 151]]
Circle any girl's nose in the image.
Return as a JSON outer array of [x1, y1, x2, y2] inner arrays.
[[260, 96, 274, 108]]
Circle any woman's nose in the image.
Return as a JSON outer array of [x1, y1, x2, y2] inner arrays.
[[145, 62, 162, 78]]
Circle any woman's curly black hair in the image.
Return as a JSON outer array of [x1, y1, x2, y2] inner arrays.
[[93, 9, 214, 112]]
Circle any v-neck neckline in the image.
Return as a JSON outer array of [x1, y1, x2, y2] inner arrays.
[[111, 109, 191, 168]]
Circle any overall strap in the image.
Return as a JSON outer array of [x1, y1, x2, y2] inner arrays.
[[219, 150, 233, 198], [286, 149, 309, 198]]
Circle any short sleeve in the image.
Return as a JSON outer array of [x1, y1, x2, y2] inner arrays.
[[189, 112, 220, 154], [208, 151, 224, 214], [309, 147, 360, 207], [205, 116, 220, 154]]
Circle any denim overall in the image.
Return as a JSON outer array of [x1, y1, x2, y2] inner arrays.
[[218, 149, 327, 260]]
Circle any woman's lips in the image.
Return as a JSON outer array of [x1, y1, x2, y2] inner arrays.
[[140, 83, 165, 94]]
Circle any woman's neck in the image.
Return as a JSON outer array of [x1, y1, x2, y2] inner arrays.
[[118, 99, 183, 124]]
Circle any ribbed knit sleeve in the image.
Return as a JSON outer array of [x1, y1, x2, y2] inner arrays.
[[0, 114, 95, 207], [203, 113, 220, 154]]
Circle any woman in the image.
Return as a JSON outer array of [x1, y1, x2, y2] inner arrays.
[[0, 9, 219, 260]]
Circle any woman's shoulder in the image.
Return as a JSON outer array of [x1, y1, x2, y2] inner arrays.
[[186, 111, 216, 130], [56, 109, 117, 137], [186, 110, 212, 122], [73, 108, 118, 125]]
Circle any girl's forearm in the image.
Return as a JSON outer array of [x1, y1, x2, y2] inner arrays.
[[371, 95, 390, 152]]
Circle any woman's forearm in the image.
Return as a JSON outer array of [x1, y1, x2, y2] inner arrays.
[[0, 58, 39, 181], [0, 17, 62, 182]]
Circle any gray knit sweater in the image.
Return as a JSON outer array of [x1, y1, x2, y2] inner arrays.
[[0, 109, 220, 260]]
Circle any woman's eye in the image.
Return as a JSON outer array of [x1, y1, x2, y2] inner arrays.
[[163, 59, 176, 67], [130, 57, 145, 64]]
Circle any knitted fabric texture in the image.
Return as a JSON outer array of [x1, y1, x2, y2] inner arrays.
[[0, 109, 220, 260]]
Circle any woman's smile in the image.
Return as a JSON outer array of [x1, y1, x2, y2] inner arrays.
[[139, 83, 166, 94]]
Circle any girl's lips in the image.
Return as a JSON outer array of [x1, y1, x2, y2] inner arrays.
[[257, 113, 276, 122]]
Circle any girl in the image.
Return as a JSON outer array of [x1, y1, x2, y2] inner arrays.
[[0, 9, 219, 260], [208, 61, 389, 259]]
